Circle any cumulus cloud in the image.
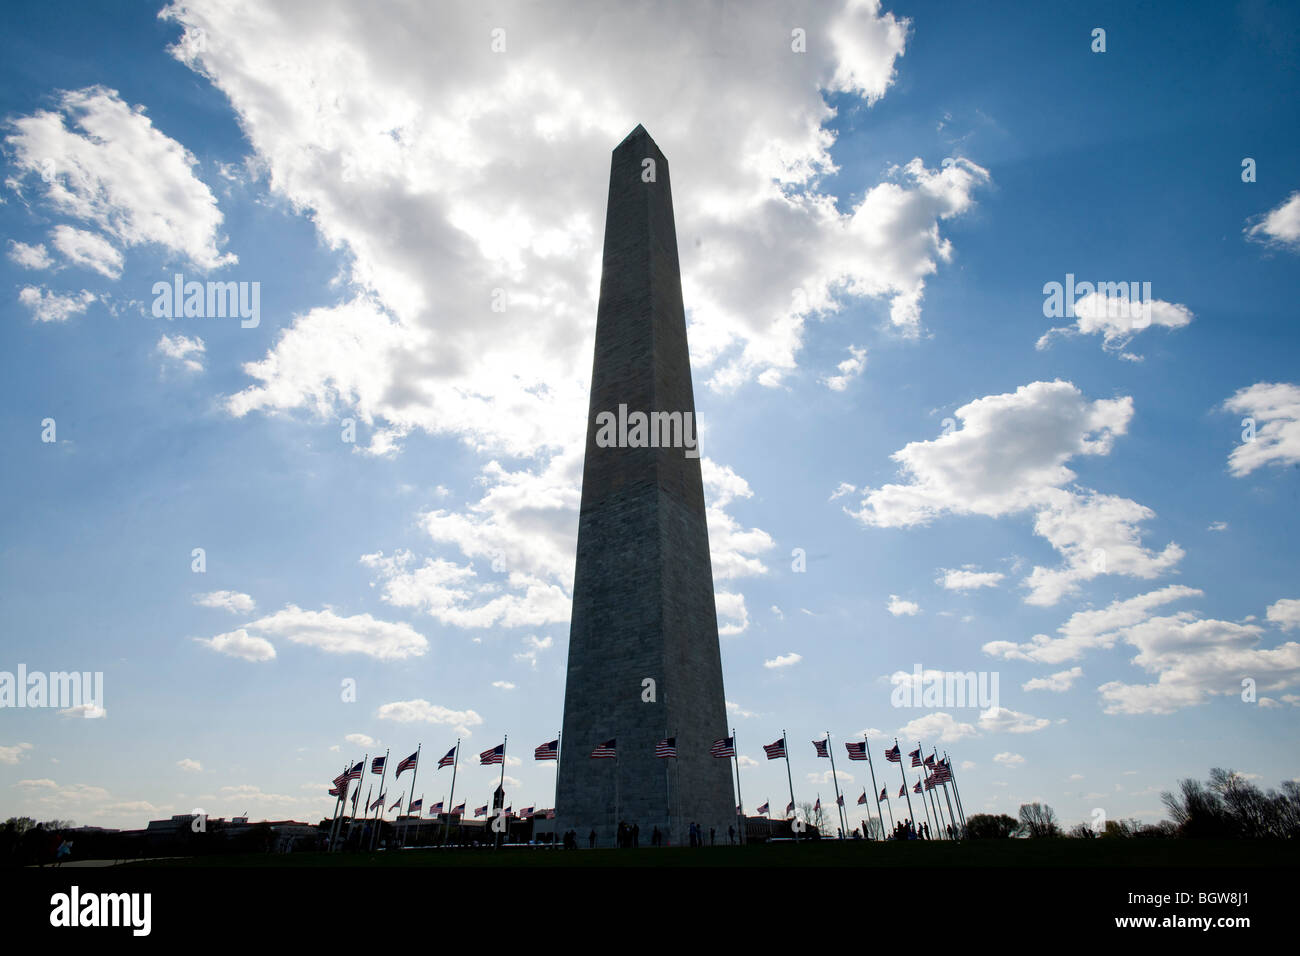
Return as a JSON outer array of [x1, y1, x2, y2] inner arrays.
[[823, 345, 867, 391], [7, 240, 52, 269], [1022, 666, 1083, 692], [887, 594, 919, 616], [1223, 382, 1300, 476], [177, 758, 202, 772], [344, 733, 375, 746], [194, 590, 256, 614], [240, 605, 428, 660], [5, 85, 234, 269], [157, 333, 206, 373], [0, 743, 33, 765], [1267, 599, 1300, 631], [49, 224, 124, 278], [848, 380, 1182, 605], [992, 752, 1024, 767], [1244, 190, 1300, 251], [897, 712, 976, 743], [977, 706, 1049, 734], [1037, 289, 1192, 355], [375, 699, 483, 736], [936, 567, 1004, 591], [17, 285, 94, 323], [764, 652, 802, 669], [196, 628, 276, 662]]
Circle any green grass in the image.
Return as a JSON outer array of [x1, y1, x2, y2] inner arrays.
[[126, 839, 1300, 868]]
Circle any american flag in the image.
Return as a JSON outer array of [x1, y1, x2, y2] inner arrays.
[[885, 744, 901, 763], [429, 801, 443, 814], [371, 756, 386, 774], [345, 760, 364, 782], [332, 769, 349, 789], [452, 802, 465, 815], [352, 786, 361, 810], [913, 781, 922, 794], [479, 743, 505, 766], [389, 792, 404, 811], [909, 747, 922, 767], [370, 792, 386, 811], [785, 800, 795, 815], [329, 785, 343, 797], [879, 787, 888, 801], [898, 785, 905, 797], [409, 798, 423, 813], [535, 739, 559, 761], [437, 747, 456, 769], [845, 741, 867, 761], [655, 737, 677, 759], [520, 806, 535, 818], [812, 738, 829, 758], [857, 790, 868, 805], [503, 806, 512, 816], [396, 751, 419, 776], [924, 775, 935, 791], [933, 762, 952, 783], [474, 804, 487, 818], [837, 794, 844, 807], [591, 738, 617, 759], [756, 801, 769, 815], [763, 739, 786, 760], [711, 736, 735, 758], [924, 753, 936, 769], [814, 797, 821, 811]]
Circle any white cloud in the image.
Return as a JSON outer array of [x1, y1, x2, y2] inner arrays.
[[513, 634, 554, 668], [195, 628, 276, 662], [492, 680, 516, 690], [194, 590, 256, 614], [977, 706, 1049, 734], [823, 345, 867, 391], [1267, 599, 1300, 631], [50, 224, 124, 278], [0, 743, 33, 765], [375, 699, 483, 736], [897, 712, 977, 743], [1245, 190, 1300, 251], [344, 733, 375, 747], [17, 285, 94, 323], [5, 86, 234, 269], [177, 758, 202, 772], [992, 752, 1024, 768], [240, 605, 428, 660], [1037, 290, 1192, 355], [936, 567, 1004, 591], [887, 594, 919, 616], [726, 700, 757, 719], [1207, 521, 1228, 532], [1022, 666, 1083, 692], [7, 240, 52, 269], [1223, 382, 1300, 476], [764, 652, 802, 669], [829, 482, 857, 501], [157, 333, 206, 373], [849, 381, 1182, 605]]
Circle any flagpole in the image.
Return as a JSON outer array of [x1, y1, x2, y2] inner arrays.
[[781, 729, 798, 842], [327, 761, 346, 849], [915, 741, 939, 839], [361, 782, 372, 849], [496, 735, 508, 849], [895, 738, 916, 834], [732, 728, 745, 845], [343, 753, 367, 851], [944, 750, 968, 834], [551, 730, 562, 849], [825, 731, 846, 838], [864, 735, 886, 842], [443, 739, 460, 846], [925, 762, 946, 839], [882, 786, 896, 834], [370, 748, 389, 850], [401, 744, 421, 849], [936, 750, 957, 839]]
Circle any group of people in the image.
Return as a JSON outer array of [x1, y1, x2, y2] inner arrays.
[[891, 818, 938, 840]]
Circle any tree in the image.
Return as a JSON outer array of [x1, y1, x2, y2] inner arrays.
[[965, 813, 1018, 839], [1162, 777, 1233, 838], [797, 801, 827, 837], [1068, 822, 1098, 839], [1015, 802, 1060, 838]]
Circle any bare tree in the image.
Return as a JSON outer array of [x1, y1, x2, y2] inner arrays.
[[1015, 802, 1060, 838]]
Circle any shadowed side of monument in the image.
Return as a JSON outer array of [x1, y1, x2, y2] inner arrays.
[[556, 125, 735, 848]]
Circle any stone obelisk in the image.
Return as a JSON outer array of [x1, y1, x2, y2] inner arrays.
[[556, 125, 734, 847]]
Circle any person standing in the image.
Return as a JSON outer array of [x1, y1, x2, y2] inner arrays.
[[588, 829, 596, 849]]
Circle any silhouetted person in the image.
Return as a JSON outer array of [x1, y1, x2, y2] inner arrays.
[[728, 825, 735, 845], [588, 829, 596, 849]]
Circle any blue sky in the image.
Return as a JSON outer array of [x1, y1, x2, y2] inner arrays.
[[2, 0, 1298, 833]]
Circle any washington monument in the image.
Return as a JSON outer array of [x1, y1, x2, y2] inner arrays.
[[555, 125, 735, 847]]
